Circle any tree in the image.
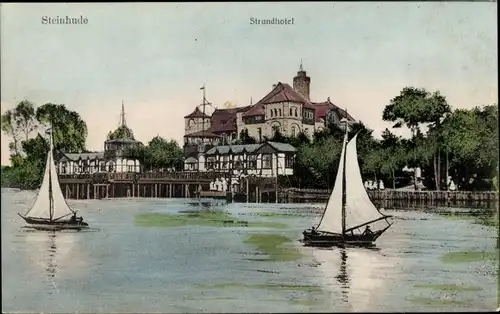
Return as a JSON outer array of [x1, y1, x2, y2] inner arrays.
[[383, 87, 451, 189], [125, 136, 184, 171], [1, 109, 21, 156], [295, 135, 344, 189], [107, 125, 135, 140], [237, 128, 257, 144], [14, 100, 38, 142], [439, 105, 498, 190], [22, 134, 50, 171], [379, 129, 407, 189], [36, 103, 88, 153]]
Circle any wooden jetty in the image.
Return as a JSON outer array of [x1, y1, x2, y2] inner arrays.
[[58, 172, 499, 207], [59, 172, 217, 199], [58, 172, 278, 202], [279, 187, 499, 207]]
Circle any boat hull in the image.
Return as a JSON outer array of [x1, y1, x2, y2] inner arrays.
[[301, 228, 388, 248], [19, 215, 89, 231]]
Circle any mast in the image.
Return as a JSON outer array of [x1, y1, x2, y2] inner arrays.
[[201, 85, 206, 132], [341, 115, 348, 235], [48, 129, 54, 221]]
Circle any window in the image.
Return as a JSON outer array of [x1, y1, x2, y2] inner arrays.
[[100, 162, 106, 172], [222, 155, 229, 169], [291, 126, 296, 137], [285, 154, 294, 168], [206, 156, 217, 170], [255, 116, 262, 121], [234, 154, 244, 170], [262, 154, 272, 169], [61, 164, 67, 174], [108, 162, 115, 172], [127, 165, 134, 172], [257, 127, 262, 142], [274, 108, 277, 117], [304, 110, 313, 119], [247, 154, 257, 169], [279, 109, 282, 116], [270, 110, 273, 118], [295, 108, 298, 117], [272, 125, 280, 135], [73, 164, 78, 173], [290, 108, 293, 116]]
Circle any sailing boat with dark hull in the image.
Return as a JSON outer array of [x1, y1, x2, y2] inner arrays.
[[302, 119, 392, 247], [18, 128, 89, 231]]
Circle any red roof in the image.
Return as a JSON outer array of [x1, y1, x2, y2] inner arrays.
[[243, 82, 315, 117], [184, 107, 210, 119], [209, 106, 252, 133], [184, 130, 221, 138], [311, 98, 356, 122]]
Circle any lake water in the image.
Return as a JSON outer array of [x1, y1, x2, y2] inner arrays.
[[1, 188, 498, 312]]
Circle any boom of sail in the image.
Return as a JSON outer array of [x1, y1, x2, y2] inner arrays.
[[316, 133, 386, 234], [22, 128, 75, 222]]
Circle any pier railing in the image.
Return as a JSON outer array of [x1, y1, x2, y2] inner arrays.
[[281, 187, 499, 202], [58, 171, 235, 183]]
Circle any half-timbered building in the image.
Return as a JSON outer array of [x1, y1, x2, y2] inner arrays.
[[184, 141, 296, 178]]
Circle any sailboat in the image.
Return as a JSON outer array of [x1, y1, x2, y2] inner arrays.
[[18, 127, 89, 231], [302, 119, 393, 247]]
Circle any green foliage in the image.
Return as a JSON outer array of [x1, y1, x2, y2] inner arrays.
[[382, 87, 451, 134], [125, 136, 184, 171], [1, 101, 38, 155], [36, 103, 88, 153], [1, 101, 89, 189], [14, 100, 37, 141], [237, 128, 257, 144], [107, 125, 135, 140]]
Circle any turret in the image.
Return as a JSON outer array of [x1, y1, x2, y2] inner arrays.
[[293, 61, 311, 101]]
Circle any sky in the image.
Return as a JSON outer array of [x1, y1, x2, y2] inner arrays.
[[1, 2, 497, 165]]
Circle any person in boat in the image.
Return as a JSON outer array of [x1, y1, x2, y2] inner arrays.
[[364, 225, 373, 236], [77, 216, 83, 224], [311, 226, 319, 235], [69, 213, 77, 224]]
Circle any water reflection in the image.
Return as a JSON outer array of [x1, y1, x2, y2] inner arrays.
[[19, 229, 87, 295], [335, 249, 349, 304], [313, 246, 391, 311]]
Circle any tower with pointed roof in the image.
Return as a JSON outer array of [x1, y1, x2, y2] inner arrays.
[[184, 106, 212, 135], [104, 102, 140, 161], [293, 61, 311, 101]]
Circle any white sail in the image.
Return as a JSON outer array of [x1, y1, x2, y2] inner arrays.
[[344, 134, 385, 230], [24, 147, 52, 219], [50, 148, 74, 220], [25, 129, 74, 221], [316, 132, 348, 234]]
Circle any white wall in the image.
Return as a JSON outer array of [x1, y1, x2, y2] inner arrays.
[[184, 117, 211, 135], [188, 151, 294, 177], [238, 101, 317, 140], [58, 157, 141, 174]]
